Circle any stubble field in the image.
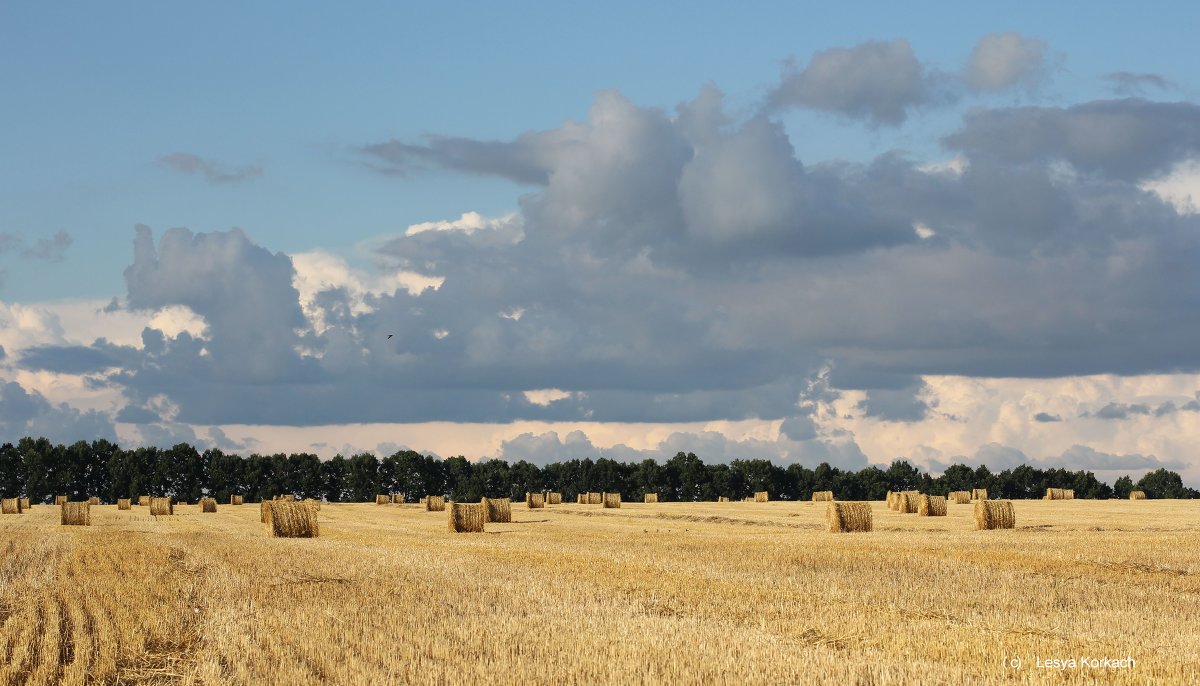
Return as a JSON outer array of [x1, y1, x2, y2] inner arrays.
[[1, 499, 1197, 685]]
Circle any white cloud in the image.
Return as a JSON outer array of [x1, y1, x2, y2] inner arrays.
[[1140, 159, 1200, 215], [524, 388, 572, 405], [404, 211, 520, 237]]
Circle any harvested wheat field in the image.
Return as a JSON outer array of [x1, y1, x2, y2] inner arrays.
[[0, 499, 1197, 685]]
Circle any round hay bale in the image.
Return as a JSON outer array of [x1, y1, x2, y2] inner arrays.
[[87, 496, 99, 505], [826, 501, 873, 533], [717, 496, 730, 502], [60, 501, 90, 526], [424, 495, 446, 512], [602, 492, 621, 508], [754, 491, 769, 502], [896, 491, 920, 514], [811, 491, 834, 502], [375, 495, 390, 505], [545, 492, 562, 505], [260, 500, 273, 523], [201, 497, 217, 513], [586, 492, 602, 505], [230, 495, 244, 505], [526, 492, 546, 509], [303, 498, 322, 511], [917, 494, 947, 517], [18, 497, 30, 510], [1129, 490, 1147, 500], [971, 488, 988, 501], [974, 500, 1015, 530], [54, 495, 67, 505], [1, 498, 22, 514], [149, 497, 173, 516], [643, 493, 659, 503], [137, 496, 151, 507], [886, 491, 897, 509], [269, 500, 318, 538], [481, 497, 512, 523], [447, 502, 486, 533], [117, 498, 131, 510], [948, 491, 971, 504], [576, 494, 585, 504]]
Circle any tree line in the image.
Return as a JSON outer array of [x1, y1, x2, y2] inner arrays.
[[0, 436, 1194, 504]]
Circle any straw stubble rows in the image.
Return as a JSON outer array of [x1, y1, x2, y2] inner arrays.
[[0, 499, 1197, 685]]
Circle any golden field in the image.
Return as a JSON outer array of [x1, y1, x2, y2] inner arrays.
[[1, 499, 1198, 685]]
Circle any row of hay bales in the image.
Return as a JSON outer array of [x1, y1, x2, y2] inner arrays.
[[1044, 488, 1075, 500], [1, 497, 24, 514], [828, 498, 1016, 532]]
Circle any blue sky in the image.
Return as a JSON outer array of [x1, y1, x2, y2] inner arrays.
[[2, 3, 1200, 484]]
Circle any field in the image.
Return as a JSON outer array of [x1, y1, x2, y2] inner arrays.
[[1, 499, 1198, 685]]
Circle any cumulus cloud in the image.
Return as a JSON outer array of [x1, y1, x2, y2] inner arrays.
[[1104, 72, 1175, 97], [1033, 412, 1062, 423], [496, 425, 869, 469], [964, 32, 1050, 92], [160, 152, 262, 184], [0, 380, 117, 444], [766, 39, 951, 126], [15, 72, 1200, 432], [937, 442, 1183, 473], [943, 99, 1200, 181]]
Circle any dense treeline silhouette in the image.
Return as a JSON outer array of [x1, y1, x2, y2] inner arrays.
[[0, 437, 1194, 503]]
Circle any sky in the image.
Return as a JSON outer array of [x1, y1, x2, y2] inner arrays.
[[2, 3, 1200, 484]]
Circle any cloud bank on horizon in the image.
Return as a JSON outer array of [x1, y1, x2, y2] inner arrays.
[[2, 31, 1200, 483]]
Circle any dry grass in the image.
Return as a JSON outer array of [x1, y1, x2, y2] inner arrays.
[[424, 495, 446, 512], [811, 491, 834, 502], [149, 497, 173, 516], [974, 500, 1016, 530], [201, 498, 218, 513], [644, 493, 659, 503], [971, 488, 988, 501], [116, 498, 131, 510], [60, 501, 90, 526], [603, 492, 621, 509], [1130, 490, 1147, 500], [754, 491, 769, 503], [482, 497, 512, 523], [447, 502, 486, 533], [4, 499, 1199, 684], [269, 500, 319, 538], [826, 502, 873, 533], [917, 494, 947, 517], [1, 498, 22, 514], [526, 492, 546, 509]]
